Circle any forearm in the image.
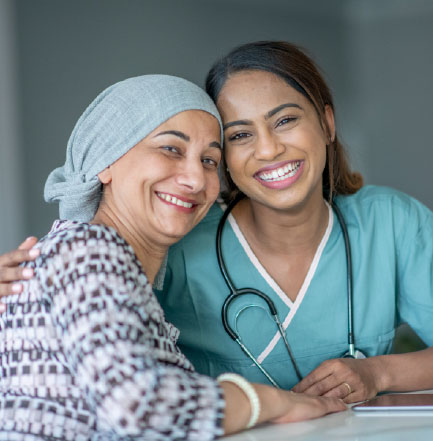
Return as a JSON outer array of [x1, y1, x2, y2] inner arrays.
[[371, 347, 433, 392], [221, 382, 283, 435], [221, 379, 346, 435]]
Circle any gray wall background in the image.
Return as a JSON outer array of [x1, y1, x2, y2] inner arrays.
[[1, 0, 432, 250]]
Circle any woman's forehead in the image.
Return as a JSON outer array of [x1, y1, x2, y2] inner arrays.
[[145, 110, 221, 146], [217, 72, 309, 120]]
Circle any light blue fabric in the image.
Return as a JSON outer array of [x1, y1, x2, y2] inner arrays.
[[155, 186, 433, 389], [44, 75, 222, 222]]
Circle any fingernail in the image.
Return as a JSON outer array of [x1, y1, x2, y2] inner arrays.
[[0, 304, 6, 313], [25, 236, 35, 241], [22, 268, 33, 278], [12, 283, 22, 293], [29, 249, 40, 258]]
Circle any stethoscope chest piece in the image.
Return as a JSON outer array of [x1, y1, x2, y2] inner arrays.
[[221, 288, 303, 387]]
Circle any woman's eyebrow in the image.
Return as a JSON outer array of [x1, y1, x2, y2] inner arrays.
[[223, 103, 303, 131], [155, 130, 221, 149], [154, 130, 190, 141], [223, 120, 252, 131], [209, 141, 222, 150], [265, 103, 302, 119]]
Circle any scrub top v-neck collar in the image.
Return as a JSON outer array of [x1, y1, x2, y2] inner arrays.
[[222, 201, 334, 364]]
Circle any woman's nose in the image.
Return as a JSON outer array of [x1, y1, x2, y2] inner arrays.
[[253, 131, 285, 161], [176, 159, 206, 193]]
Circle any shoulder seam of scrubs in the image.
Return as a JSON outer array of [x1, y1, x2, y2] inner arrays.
[[255, 202, 334, 364]]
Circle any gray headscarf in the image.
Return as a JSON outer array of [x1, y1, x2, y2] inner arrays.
[[44, 74, 222, 222]]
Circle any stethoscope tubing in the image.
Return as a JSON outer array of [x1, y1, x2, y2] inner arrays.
[[216, 194, 362, 388], [217, 194, 303, 385], [332, 202, 356, 357]]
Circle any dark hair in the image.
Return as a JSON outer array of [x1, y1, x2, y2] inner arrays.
[[205, 40, 363, 203]]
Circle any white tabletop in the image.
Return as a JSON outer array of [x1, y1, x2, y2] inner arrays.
[[223, 392, 433, 441]]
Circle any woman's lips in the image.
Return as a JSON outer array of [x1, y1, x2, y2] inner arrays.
[[254, 160, 304, 189]]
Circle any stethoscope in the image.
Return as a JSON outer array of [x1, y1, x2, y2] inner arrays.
[[216, 193, 366, 389]]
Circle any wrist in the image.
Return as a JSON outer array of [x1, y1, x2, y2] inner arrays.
[[253, 383, 290, 423], [218, 373, 260, 429], [367, 355, 391, 392]]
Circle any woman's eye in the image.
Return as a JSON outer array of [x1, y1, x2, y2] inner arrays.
[[228, 132, 251, 141], [202, 157, 219, 168], [276, 116, 297, 128], [161, 145, 181, 155]]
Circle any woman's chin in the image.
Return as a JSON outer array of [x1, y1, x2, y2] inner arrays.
[[158, 222, 195, 243]]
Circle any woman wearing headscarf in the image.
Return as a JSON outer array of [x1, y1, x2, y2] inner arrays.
[[0, 74, 344, 440]]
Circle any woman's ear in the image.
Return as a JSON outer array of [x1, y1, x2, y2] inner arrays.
[[98, 167, 112, 184], [324, 105, 336, 143]]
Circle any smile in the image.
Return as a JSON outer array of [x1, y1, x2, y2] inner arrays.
[[157, 192, 194, 208], [256, 161, 301, 182]]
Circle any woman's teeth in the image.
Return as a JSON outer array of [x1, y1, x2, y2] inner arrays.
[[157, 192, 193, 208], [257, 161, 301, 182]]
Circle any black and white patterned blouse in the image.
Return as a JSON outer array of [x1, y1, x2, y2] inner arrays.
[[0, 220, 224, 440]]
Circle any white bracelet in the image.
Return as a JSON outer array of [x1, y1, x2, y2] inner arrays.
[[217, 373, 260, 429]]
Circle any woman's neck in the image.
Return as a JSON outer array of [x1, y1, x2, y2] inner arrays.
[[233, 190, 329, 257], [91, 205, 168, 284]]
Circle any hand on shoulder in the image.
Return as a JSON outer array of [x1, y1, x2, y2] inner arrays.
[[0, 237, 39, 303]]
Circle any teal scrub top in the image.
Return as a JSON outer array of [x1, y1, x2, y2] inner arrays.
[[155, 186, 433, 389]]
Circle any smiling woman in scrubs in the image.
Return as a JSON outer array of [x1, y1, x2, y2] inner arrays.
[[155, 41, 433, 403], [1, 41, 433, 405]]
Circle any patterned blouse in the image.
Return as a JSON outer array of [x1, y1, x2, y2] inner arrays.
[[0, 220, 224, 440]]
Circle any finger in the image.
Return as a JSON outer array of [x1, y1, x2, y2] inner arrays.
[[292, 363, 334, 393], [323, 383, 353, 400], [342, 388, 367, 404], [272, 394, 346, 424], [0, 266, 34, 284], [321, 396, 348, 414], [0, 282, 24, 297], [302, 374, 342, 397], [18, 236, 38, 250], [0, 248, 40, 268]]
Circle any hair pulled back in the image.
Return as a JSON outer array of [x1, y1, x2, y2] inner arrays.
[[205, 41, 363, 203]]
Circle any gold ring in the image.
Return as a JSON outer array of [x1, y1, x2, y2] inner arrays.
[[342, 382, 352, 395]]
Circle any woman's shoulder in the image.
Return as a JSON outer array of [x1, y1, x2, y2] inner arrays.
[[336, 185, 432, 216], [39, 219, 119, 247], [335, 185, 433, 237], [37, 220, 136, 266], [35, 220, 151, 297]]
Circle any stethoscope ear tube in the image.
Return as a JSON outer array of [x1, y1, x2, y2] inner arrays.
[[216, 194, 244, 293], [235, 337, 281, 389], [331, 201, 355, 355]]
